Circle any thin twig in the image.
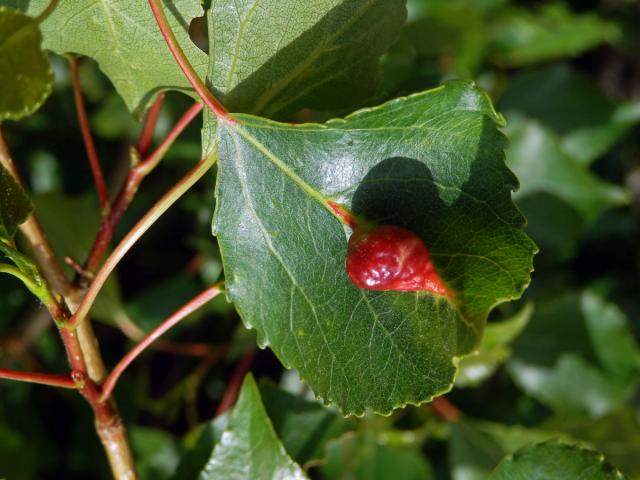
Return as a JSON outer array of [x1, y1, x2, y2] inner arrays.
[[136, 102, 203, 176], [69, 154, 217, 330], [113, 312, 219, 357], [137, 92, 166, 157], [0, 368, 76, 389], [430, 396, 462, 421], [147, 0, 229, 118], [83, 102, 204, 273], [0, 128, 136, 480], [216, 350, 256, 416], [101, 283, 223, 400], [69, 57, 110, 215]]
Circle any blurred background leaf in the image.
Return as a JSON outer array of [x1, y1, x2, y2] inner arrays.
[[1, 0, 639, 478]]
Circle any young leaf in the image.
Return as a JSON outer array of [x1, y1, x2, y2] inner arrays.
[[0, 6, 52, 121], [209, 80, 536, 414], [0, 163, 32, 241], [4, 0, 208, 115], [489, 441, 625, 480], [198, 374, 308, 480], [207, 0, 406, 118]]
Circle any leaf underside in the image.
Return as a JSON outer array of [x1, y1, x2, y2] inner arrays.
[[4, 0, 208, 115], [209, 80, 536, 415]]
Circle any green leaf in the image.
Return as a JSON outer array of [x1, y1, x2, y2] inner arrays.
[[449, 419, 562, 480], [455, 304, 532, 388], [544, 409, 640, 480], [259, 380, 352, 466], [171, 415, 228, 480], [198, 374, 308, 480], [321, 432, 434, 480], [0, 163, 32, 241], [0, 6, 52, 120], [209, 80, 536, 414], [500, 65, 640, 166], [507, 291, 640, 417], [0, 242, 42, 291], [489, 441, 625, 480], [490, 4, 619, 67], [505, 114, 629, 224], [207, 0, 406, 118], [581, 292, 640, 380], [5, 0, 208, 115]]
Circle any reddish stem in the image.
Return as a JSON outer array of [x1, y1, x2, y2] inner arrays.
[[69, 57, 110, 215], [137, 92, 166, 157], [430, 396, 462, 421], [327, 200, 359, 229], [83, 102, 203, 273], [113, 313, 221, 357], [0, 368, 76, 389], [69, 155, 216, 330], [147, 0, 229, 118], [136, 102, 203, 176], [153, 341, 223, 357], [1, 129, 136, 479], [216, 349, 256, 416], [58, 327, 135, 477], [101, 283, 223, 400]]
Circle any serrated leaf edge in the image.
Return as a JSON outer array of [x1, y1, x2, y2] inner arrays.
[[213, 81, 536, 415]]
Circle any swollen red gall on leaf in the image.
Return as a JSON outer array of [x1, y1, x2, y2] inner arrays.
[[346, 225, 451, 297]]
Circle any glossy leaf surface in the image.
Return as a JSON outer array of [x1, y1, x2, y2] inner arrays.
[[198, 375, 307, 480], [209, 80, 536, 414]]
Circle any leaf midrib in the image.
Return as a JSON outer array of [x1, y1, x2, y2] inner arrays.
[[232, 124, 330, 212]]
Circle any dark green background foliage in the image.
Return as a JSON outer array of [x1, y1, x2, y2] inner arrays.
[[1, 0, 639, 478]]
